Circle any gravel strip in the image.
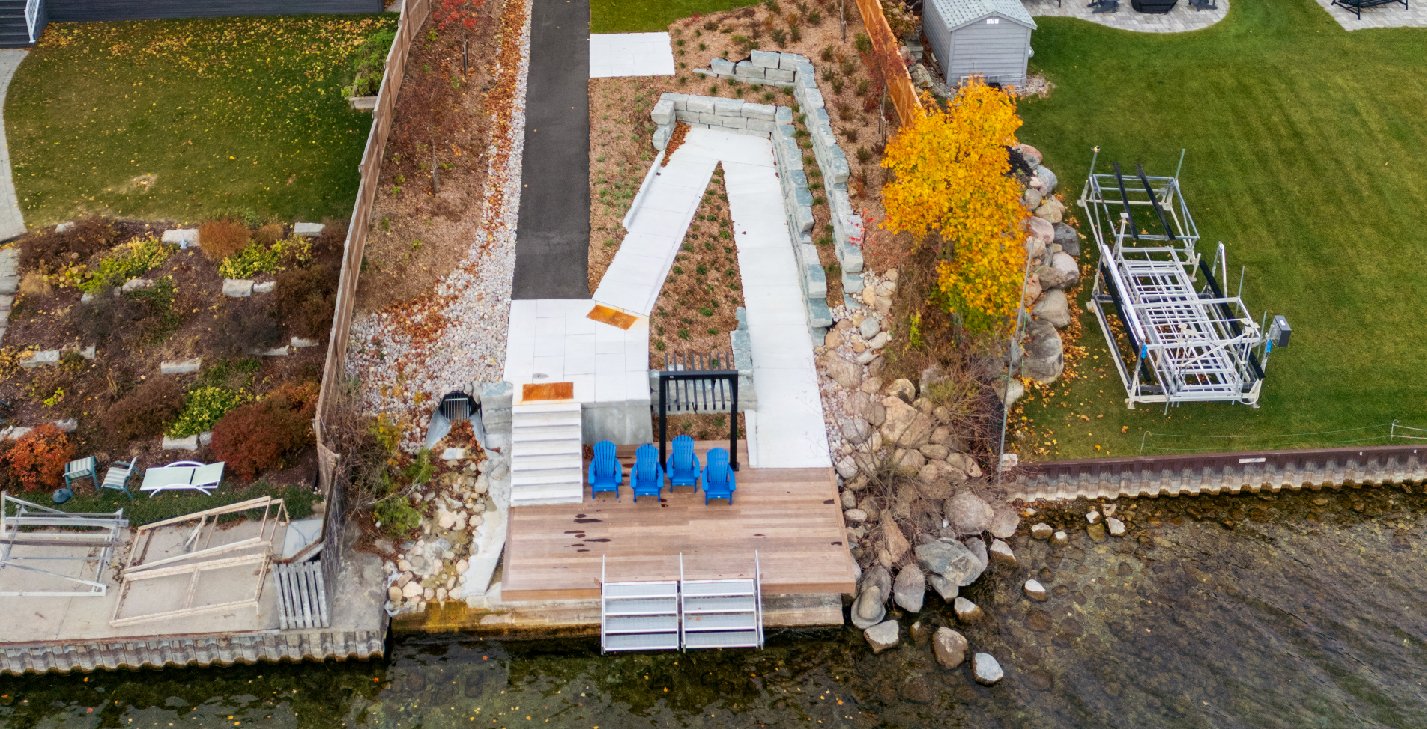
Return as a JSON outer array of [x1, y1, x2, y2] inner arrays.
[[347, 0, 532, 448]]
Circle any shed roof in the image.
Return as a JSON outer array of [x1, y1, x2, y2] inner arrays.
[[927, 0, 1036, 31]]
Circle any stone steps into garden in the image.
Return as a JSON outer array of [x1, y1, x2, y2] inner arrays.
[[509, 401, 584, 506]]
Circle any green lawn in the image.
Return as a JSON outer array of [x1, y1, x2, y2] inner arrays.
[[591, 0, 759, 33], [1013, 0, 1427, 459], [6, 16, 396, 226]]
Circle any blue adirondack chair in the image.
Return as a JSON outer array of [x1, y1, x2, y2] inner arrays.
[[665, 435, 701, 491], [701, 447, 737, 504], [630, 444, 664, 503], [588, 440, 622, 499]]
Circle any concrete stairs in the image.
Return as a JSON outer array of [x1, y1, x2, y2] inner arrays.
[[509, 401, 584, 506]]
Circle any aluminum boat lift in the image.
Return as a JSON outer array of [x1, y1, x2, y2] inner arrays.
[[1079, 149, 1289, 410]]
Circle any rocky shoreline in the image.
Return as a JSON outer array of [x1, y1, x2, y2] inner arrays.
[[814, 145, 1090, 682]]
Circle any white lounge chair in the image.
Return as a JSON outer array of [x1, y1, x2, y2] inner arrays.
[[139, 461, 225, 497]]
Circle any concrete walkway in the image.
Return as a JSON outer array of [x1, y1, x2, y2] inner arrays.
[[0, 50, 27, 242], [589, 33, 675, 78], [1026, 0, 1227, 32], [512, 0, 590, 300], [591, 141, 719, 317]]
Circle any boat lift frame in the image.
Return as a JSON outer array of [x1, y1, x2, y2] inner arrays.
[[1078, 149, 1268, 409]]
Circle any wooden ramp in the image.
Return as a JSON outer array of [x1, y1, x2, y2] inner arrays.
[[502, 442, 856, 602]]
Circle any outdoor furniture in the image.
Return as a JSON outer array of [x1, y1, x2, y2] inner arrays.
[[100, 458, 137, 498], [1089, 0, 1118, 12], [139, 461, 225, 497], [588, 440, 622, 500], [1190, 0, 1217, 9], [1130, 0, 1176, 11], [1332, 0, 1407, 19], [701, 448, 737, 505], [665, 435, 701, 491], [63, 456, 98, 489], [630, 444, 664, 503]]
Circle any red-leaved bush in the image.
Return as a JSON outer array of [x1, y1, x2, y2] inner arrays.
[[209, 382, 318, 482], [3, 424, 75, 492]]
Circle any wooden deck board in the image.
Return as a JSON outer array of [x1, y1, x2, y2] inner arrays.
[[502, 442, 857, 602]]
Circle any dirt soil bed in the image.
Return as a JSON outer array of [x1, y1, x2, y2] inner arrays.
[[589, 0, 902, 361], [356, 0, 507, 315]]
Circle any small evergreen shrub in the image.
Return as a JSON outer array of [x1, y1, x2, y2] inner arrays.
[[74, 236, 170, 294], [104, 377, 187, 447]]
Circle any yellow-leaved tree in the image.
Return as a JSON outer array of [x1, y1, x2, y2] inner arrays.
[[881, 80, 1029, 337]]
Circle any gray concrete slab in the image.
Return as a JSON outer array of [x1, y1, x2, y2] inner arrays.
[[511, 0, 591, 300], [0, 50, 26, 241], [1026, 0, 1227, 32]]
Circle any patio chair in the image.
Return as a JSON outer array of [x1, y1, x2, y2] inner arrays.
[[588, 440, 623, 500], [139, 461, 225, 497], [701, 448, 737, 505], [665, 435, 701, 492], [63, 456, 98, 489], [630, 444, 664, 503], [100, 458, 137, 499]]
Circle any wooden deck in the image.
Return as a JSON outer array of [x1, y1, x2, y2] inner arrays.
[[501, 442, 857, 602]]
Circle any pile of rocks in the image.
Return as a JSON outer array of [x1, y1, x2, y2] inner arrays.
[[1014, 144, 1082, 391], [383, 451, 496, 613]]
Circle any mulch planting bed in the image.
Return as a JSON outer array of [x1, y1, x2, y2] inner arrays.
[[0, 218, 343, 487]]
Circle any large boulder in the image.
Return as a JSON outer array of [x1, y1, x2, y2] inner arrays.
[[884, 521, 910, 564], [886, 378, 917, 403], [1033, 198, 1066, 223], [852, 568, 890, 629], [928, 574, 957, 601], [1033, 164, 1058, 194], [1033, 289, 1072, 329], [1021, 320, 1064, 384], [989, 507, 1020, 539], [893, 564, 926, 613], [1050, 252, 1080, 288], [839, 416, 871, 445], [973, 653, 1005, 685], [1052, 222, 1080, 257], [945, 453, 983, 481], [881, 397, 934, 449], [953, 596, 984, 623], [946, 491, 994, 535], [858, 395, 886, 428], [1018, 144, 1043, 167], [964, 539, 990, 580], [914, 539, 986, 588], [1027, 217, 1055, 249], [824, 354, 862, 389], [932, 627, 968, 669], [864, 620, 901, 654]]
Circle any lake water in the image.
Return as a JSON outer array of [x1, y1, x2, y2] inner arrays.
[[2, 487, 1424, 728]]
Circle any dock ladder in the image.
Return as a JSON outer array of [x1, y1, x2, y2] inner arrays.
[[599, 553, 764, 652]]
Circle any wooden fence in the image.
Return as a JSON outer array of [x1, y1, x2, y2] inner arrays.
[[315, 0, 432, 490], [1012, 445, 1427, 502], [853, 0, 922, 124]]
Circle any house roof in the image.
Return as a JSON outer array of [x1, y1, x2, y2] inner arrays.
[[927, 0, 1037, 31]]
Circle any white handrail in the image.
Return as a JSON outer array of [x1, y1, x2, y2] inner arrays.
[[24, 0, 37, 43]]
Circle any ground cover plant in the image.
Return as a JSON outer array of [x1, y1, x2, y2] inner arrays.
[[1011, 0, 1427, 458], [6, 15, 396, 225]]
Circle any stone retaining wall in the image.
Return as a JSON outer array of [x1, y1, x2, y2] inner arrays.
[[698, 51, 866, 309], [1012, 445, 1427, 502], [0, 625, 386, 676]]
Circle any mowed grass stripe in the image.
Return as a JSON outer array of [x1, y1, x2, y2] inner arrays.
[[1015, 0, 1427, 457]]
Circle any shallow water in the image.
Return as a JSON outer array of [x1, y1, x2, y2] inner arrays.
[[2, 487, 1424, 729]]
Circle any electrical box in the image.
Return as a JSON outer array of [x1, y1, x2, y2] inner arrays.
[[1269, 315, 1291, 348]]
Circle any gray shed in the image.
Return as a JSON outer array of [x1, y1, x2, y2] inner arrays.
[[923, 0, 1036, 87]]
